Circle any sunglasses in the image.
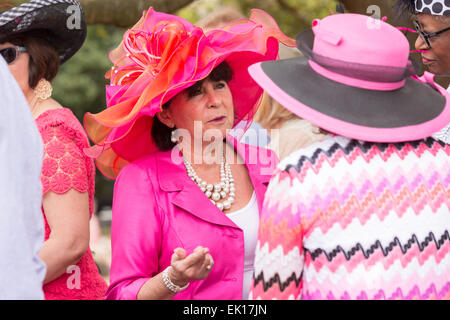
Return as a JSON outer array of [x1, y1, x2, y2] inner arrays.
[[413, 20, 450, 49], [0, 46, 27, 64]]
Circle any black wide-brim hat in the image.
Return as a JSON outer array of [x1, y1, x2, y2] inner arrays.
[[0, 0, 87, 63], [248, 14, 450, 143]]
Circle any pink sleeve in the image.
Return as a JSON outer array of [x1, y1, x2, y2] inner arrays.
[[105, 160, 162, 300], [40, 124, 89, 196], [250, 169, 304, 300]]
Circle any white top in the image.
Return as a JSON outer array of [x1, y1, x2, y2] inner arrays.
[[226, 192, 259, 300], [0, 57, 46, 299]]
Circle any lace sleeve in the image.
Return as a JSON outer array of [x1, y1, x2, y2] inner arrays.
[[40, 124, 89, 196]]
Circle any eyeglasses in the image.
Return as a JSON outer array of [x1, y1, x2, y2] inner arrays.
[[413, 20, 450, 49], [0, 46, 27, 64]]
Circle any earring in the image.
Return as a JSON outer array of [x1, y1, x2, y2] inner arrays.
[[171, 130, 179, 143], [34, 79, 52, 100]]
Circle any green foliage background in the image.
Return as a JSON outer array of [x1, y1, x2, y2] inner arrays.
[[179, 0, 338, 35], [51, 0, 337, 209], [52, 25, 125, 208]]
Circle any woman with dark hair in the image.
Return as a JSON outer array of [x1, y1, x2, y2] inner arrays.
[[397, 0, 450, 76], [84, 7, 294, 300], [0, 0, 107, 299], [396, 1, 450, 142]]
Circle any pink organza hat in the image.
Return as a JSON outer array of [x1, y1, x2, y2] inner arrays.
[[249, 13, 450, 143], [83, 7, 295, 179]]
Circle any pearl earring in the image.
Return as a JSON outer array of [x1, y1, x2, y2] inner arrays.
[[171, 130, 179, 143]]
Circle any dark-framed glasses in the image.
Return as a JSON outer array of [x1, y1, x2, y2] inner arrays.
[[0, 46, 27, 64], [413, 20, 450, 49]]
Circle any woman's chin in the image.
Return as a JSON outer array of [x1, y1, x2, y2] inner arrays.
[[204, 121, 231, 132], [426, 63, 445, 76], [202, 127, 230, 142]]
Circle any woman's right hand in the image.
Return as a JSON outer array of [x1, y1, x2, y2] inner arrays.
[[168, 246, 214, 287]]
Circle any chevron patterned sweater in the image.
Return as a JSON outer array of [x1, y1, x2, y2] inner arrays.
[[250, 136, 450, 300]]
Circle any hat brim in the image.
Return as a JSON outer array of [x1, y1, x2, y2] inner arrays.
[[0, 1, 87, 63], [248, 58, 450, 143]]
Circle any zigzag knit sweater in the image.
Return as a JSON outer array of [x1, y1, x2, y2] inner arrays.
[[251, 135, 450, 300]]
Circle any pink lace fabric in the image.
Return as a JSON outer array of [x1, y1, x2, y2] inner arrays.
[[36, 108, 107, 300]]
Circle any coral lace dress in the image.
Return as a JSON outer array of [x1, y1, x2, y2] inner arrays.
[[36, 108, 108, 300]]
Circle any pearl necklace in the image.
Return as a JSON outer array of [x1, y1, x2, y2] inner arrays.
[[183, 156, 235, 212]]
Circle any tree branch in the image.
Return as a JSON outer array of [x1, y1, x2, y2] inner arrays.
[[275, 0, 310, 26], [3, 0, 195, 27]]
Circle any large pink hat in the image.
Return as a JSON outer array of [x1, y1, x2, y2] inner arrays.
[[249, 13, 450, 143], [83, 7, 294, 179]]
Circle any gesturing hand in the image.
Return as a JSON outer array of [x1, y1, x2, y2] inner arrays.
[[168, 246, 214, 287]]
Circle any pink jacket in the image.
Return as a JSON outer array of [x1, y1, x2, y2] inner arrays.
[[105, 137, 278, 300]]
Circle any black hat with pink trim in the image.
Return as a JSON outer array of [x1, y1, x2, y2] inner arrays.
[[0, 0, 87, 63], [248, 13, 450, 143]]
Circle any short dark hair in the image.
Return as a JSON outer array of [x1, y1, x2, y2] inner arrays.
[[4, 30, 60, 89], [151, 60, 233, 151]]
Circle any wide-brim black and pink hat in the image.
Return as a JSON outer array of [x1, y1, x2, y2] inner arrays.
[[0, 0, 87, 63], [248, 13, 450, 143]]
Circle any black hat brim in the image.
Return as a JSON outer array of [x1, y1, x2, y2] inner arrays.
[[248, 57, 450, 143], [0, 1, 87, 63]]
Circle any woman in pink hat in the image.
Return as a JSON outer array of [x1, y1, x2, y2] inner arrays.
[[84, 7, 294, 300], [248, 13, 450, 300], [0, 0, 107, 300]]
